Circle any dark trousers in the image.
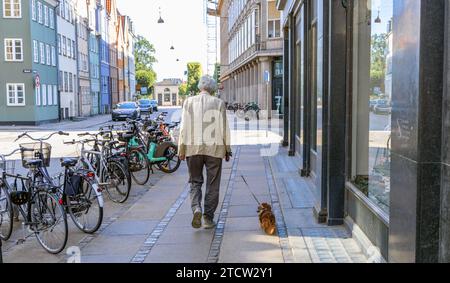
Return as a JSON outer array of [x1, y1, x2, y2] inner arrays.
[[186, 155, 223, 219]]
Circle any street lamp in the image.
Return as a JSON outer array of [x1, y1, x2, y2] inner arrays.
[[158, 7, 164, 24]]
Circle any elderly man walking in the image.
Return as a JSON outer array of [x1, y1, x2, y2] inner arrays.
[[178, 76, 232, 229]]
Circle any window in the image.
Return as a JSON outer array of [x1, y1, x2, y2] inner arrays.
[[62, 36, 67, 56], [40, 42, 45, 64], [37, 2, 43, 24], [32, 0, 36, 21], [268, 20, 281, 38], [49, 8, 54, 29], [46, 44, 51, 65], [72, 40, 76, 59], [6, 83, 25, 106], [44, 5, 48, 26], [4, 38, 23, 61], [51, 46, 56, 66], [350, 0, 394, 214], [53, 85, 57, 105], [47, 84, 53, 105], [33, 40, 39, 63], [64, 72, 69, 92], [59, 71, 63, 91], [42, 84, 47, 106], [57, 34, 61, 54], [69, 73, 73, 92], [3, 0, 21, 18], [35, 84, 41, 106]]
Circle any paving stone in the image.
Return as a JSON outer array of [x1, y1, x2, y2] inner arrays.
[[82, 235, 146, 256], [224, 217, 261, 232], [219, 231, 284, 263], [102, 220, 159, 236], [145, 243, 211, 263], [228, 205, 259, 218]]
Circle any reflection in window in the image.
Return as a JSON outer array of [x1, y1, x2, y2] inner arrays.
[[352, 0, 393, 214]]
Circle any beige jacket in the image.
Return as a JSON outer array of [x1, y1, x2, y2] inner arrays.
[[178, 92, 232, 159]]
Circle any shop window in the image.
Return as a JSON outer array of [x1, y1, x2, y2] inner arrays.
[[351, 0, 393, 214]]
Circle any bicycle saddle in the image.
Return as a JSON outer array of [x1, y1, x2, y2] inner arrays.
[[25, 159, 43, 167], [60, 158, 78, 168]]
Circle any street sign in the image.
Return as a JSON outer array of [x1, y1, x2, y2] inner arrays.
[[264, 70, 270, 84], [34, 74, 41, 88], [141, 87, 148, 95]]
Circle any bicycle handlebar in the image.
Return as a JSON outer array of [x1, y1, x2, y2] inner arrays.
[[15, 131, 69, 142]]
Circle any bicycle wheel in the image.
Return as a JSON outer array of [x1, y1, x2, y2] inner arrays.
[[129, 148, 150, 186], [102, 161, 131, 204], [67, 176, 103, 234], [157, 144, 181, 174], [0, 186, 13, 241], [31, 190, 68, 254]]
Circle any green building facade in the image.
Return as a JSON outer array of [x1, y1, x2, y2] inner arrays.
[[0, 0, 59, 125]]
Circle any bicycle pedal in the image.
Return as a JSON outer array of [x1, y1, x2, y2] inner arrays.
[[16, 239, 26, 245]]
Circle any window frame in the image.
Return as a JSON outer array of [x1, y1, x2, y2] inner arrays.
[[6, 83, 25, 106], [3, 0, 22, 18], [33, 40, 39, 63], [4, 38, 23, 62]]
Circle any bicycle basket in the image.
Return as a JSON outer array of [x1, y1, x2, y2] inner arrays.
[[20, 142, 52, 168], [10, 191, 31, 206], [0, 160, 16, 174]]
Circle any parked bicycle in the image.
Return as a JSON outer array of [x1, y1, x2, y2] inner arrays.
[[4, 131, 70, 254], [65, 136, 131, 204]]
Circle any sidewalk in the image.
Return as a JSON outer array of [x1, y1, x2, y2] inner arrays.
[[0, 115, 112, 132], [2, 144, 368, 263]]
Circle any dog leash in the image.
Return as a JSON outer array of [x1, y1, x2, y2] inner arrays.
[[240, 174, 261, 205]]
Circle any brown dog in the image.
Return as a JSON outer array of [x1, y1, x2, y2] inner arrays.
[[258, 203, 277, 236]]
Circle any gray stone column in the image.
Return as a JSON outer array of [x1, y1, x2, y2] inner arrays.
[[389, 0, 445, 263]]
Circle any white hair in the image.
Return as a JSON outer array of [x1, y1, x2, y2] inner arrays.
[[198, 75, 218, 94]]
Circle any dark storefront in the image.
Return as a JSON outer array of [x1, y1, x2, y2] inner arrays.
[[278, 0, 448, 263]]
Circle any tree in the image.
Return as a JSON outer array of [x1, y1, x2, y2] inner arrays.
[[370, 34, 388, 95], [136, 69, 157, 91], [187, 62, 202, 95], [178, 82, 188, 97], [213, 63, 221, 83], [135, 35, 157, 71]]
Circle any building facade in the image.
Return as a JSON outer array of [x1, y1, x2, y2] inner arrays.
[[126, 16, 136, 101], [74, 0, 91, 117], [88, 0, 100, 115], [0, 0, 59, 125], [98, 0, 110, 113], [153, 79, 183, 107], [57, 0, 77, 120], [106, 0, 118, 105], [116, 11, 125, 102], [278, 0, 449, 263], [216, 0, 283, 115]]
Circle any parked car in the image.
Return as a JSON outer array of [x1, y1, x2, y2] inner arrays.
[[112, 102, 141, 121], [373, 100, 392, 115], [149, 100, 158, 112], [138, 99, 154, 114]]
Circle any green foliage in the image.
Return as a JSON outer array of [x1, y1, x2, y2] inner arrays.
[[213, 63, 220, 82], [187, 62, 202, 95], [135, 35, 157, 72], [370, 34, 388, 94], [178, 82, 189, 97], [136, 69, 157, 89]]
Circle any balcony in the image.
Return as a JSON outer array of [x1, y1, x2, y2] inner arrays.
[[225, 37, 283, 76]]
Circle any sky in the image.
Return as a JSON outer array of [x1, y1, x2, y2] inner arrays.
[[116, 0, 208, 81]]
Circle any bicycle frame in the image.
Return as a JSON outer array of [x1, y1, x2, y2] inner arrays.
[[74, 142, 105, 208]]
